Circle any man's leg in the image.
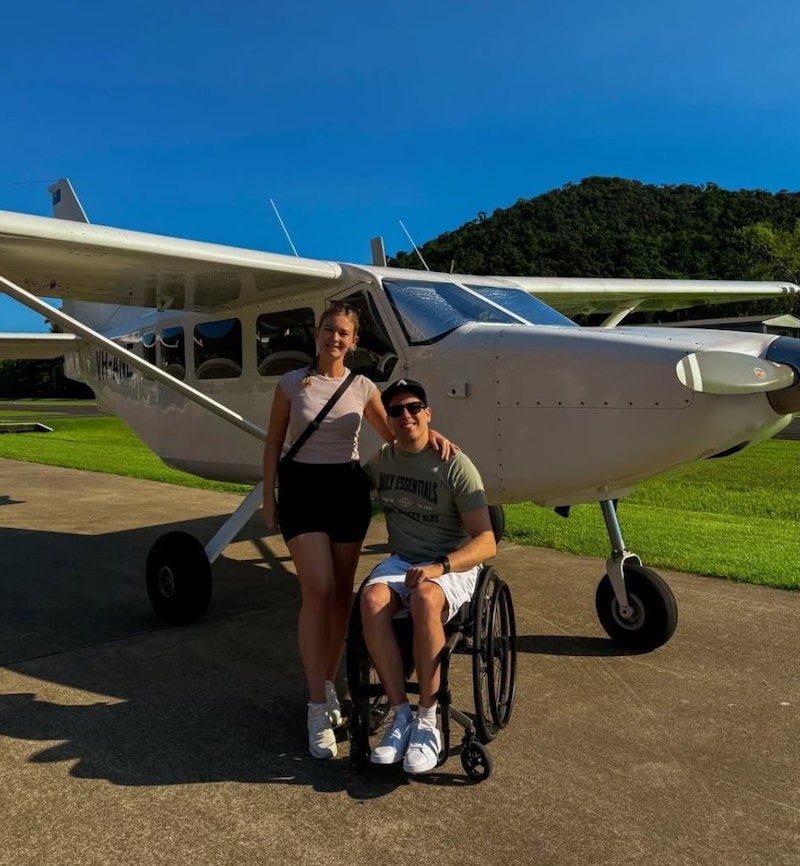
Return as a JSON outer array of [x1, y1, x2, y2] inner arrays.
[[361, 578, 416, 764], [360, 582, 405, 706], [409, 580, 448, 706], [403, 580, 449, 774]]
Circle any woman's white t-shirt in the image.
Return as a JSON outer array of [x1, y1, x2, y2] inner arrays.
[[278, 369, 378, 463]]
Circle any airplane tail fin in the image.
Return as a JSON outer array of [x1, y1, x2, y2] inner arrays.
[[44, 180, 121, 330], [48, 178, 89, 223]]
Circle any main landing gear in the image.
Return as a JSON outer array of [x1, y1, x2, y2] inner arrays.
[[145, 483, 265, 623], [593, 499, 678, 651]]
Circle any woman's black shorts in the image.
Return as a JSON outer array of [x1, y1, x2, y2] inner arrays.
[[276, 459, 372, 544]]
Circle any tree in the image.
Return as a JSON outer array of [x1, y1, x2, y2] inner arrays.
[[740, 221, 800, 284], [388, 178, 800, 320]]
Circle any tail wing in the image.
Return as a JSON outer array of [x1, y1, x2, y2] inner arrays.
[[48, 178, 89, 223], [0, 333, 85, 359]]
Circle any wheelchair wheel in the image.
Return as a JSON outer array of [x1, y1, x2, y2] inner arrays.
[[461, 741, 492, 782], [471, 568, 502, 743], [472, 570, 518, 742], [487, 581, 517, 730]]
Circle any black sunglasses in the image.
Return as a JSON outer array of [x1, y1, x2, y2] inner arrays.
[[386, 401, 427, 418]]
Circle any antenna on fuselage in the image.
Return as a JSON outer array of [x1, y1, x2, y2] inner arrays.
[[399, 220, 430, 271], [269, 198, 299, 257]]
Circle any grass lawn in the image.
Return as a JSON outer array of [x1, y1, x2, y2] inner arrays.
[[0, 399, 103, 421], [0, 416, 251, 495], [1, 412, 798, 590]]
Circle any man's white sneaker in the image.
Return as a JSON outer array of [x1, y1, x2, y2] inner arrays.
[[307, 704, 337, 760], [403, 717, 442, 774], [325, 680, 343, 728], [370, 713, 414, 765]]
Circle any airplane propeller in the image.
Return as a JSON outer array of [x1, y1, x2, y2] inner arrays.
[[675, 351, 798, 395]]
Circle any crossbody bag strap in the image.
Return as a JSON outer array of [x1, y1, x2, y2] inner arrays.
[[282, 370, 359, 463]]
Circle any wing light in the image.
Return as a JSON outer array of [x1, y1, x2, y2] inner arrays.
[[675, 351, 797, 395]]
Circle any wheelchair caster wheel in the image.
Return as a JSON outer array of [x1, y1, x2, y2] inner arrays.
[[461, 741, 492, 782]]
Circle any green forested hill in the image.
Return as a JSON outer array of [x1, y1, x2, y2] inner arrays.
[[390, 176, 800, 319]]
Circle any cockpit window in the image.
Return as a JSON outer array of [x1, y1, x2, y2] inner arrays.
[[466, 285, 577, 327], [383, 278, 518, 345]]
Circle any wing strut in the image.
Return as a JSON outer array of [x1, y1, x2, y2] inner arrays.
[[0, 273, 266, 442], [599, 300, 644, 328]]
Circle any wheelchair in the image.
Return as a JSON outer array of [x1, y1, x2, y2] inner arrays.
[[346, 506, 517, 782]]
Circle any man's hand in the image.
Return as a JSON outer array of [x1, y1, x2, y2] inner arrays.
[[404, 563, 444, 587]]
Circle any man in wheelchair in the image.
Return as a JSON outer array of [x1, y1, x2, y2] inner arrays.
[[359, 379, 497, 774]]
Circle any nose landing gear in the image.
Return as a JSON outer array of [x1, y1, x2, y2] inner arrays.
[[594, 500, 678, 651]]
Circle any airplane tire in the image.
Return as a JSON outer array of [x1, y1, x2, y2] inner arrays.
[[595, 564, 677, 652], [146, 531, 212, 624]]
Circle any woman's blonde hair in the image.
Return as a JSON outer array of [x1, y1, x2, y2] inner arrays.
[[302, 301, 361, 386]]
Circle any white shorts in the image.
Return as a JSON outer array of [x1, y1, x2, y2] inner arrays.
[[365, 554, 481, 623]]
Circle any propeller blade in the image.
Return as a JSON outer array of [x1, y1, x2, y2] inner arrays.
[[676, 351, 797, 395]]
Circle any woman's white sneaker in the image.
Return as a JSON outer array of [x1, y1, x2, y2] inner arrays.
[[307, 703, 337, 759]]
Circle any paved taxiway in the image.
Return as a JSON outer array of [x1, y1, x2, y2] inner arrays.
[[0, 458, 798, 866]]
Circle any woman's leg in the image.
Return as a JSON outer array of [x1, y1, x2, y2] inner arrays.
[[327, 540, 363, 680], [287, 532, 336, 704]]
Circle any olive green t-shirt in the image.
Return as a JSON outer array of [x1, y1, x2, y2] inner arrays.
[[365, 444, 488, 563]]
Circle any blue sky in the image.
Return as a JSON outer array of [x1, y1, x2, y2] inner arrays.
[[2, 0, 800, 331]]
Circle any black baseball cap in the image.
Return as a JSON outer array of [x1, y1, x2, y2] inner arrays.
[[381, 378, 428, 409]]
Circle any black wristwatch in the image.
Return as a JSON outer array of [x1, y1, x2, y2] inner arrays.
[[434, 555, 451, 574]]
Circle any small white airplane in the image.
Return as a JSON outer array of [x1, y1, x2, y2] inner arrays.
[[2, 179, 800, 652]]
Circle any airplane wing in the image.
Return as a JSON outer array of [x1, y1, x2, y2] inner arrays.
[[3, 201, 796, 320], [489, 275, 800, 316], [0, 209, 342, 314], [0, 333, 85, 360]]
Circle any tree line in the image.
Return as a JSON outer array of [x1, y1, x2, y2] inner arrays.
[[0, 323, 93, 399], [390, 176, 800, 322]]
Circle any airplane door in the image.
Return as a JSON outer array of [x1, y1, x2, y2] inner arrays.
[[329, 288, 407, 458], [330, 289, 404, 384]]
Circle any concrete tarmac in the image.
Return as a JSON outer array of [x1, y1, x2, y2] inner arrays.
[[0, 458, 798, 866]]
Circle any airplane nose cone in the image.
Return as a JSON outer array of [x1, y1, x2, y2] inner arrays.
[[765, 336, 800, 414]]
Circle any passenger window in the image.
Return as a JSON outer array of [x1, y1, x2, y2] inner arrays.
[[194, 318, 242, 380], [256, 308, 315, 377], [159, 326, 186, 381], [335, 291, 398, 382]]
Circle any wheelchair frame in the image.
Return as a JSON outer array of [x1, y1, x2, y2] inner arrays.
[[346, 544, 517, 782]]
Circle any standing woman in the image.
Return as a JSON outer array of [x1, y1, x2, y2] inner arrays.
[[262, 302, 454, 759]]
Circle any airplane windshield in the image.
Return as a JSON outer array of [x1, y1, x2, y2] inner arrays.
[[383, 278, 518, 344], [466, 285, 577, 327]]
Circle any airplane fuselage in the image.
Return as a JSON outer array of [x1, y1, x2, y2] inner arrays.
[[61, 265, 797, 507]]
